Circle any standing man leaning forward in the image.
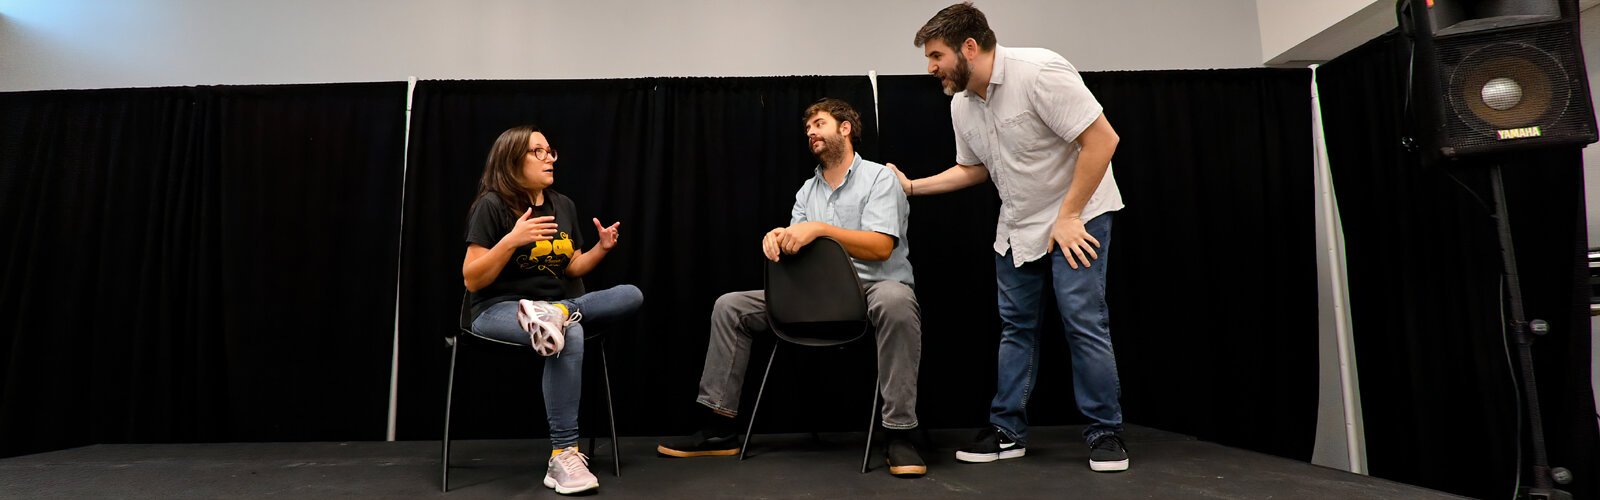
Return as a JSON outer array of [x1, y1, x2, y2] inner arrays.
[[890, 2, 1130, 472]]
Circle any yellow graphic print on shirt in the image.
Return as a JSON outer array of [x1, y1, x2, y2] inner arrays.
[[514, 231, 575, 276]]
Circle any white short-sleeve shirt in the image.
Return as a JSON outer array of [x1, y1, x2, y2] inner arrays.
[[952, 45, 1124, 267]]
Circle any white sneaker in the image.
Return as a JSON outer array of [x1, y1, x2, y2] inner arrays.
[[516, 300, 581, 356], [544, 446, 599, 495]]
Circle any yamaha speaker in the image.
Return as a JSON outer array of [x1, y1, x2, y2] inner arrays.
[[1398, 0, 1598, 158]]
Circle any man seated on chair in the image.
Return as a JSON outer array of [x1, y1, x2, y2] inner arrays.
[[657, 98, 925, 477]]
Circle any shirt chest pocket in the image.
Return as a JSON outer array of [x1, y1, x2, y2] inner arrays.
[[831, 203, 863, 229], [997, 111, 1056, 161]]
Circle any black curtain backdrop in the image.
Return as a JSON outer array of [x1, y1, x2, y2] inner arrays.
[[0, 83, 408, 457], [396, 77, 884, 442], [1084, 69, 1317, 460], [878, 69, 1318, 460], [1319, 32, 1599, 499], [0, 71, 1320, 465]]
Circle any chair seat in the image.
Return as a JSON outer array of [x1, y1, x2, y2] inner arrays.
[[770, 321, 872, 346]]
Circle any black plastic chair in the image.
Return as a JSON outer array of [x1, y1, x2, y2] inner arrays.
[[739, 236, 879, 473], [441, 292, 620, 492]]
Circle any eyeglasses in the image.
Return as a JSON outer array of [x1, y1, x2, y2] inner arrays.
[[527, 147, 558, 162]]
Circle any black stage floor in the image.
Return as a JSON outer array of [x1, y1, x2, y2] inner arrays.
[[0, 425, 1457, 498]]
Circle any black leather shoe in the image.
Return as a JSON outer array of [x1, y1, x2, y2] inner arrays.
[[885, 430, 926, 477]]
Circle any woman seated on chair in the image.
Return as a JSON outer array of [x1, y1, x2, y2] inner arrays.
[[461, 124, 643, 496]]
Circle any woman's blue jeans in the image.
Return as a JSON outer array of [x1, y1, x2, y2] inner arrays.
[[469, 284, 643, 448]]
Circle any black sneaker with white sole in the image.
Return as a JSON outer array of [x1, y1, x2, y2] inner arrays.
[[1088, 434, 1129, 472], [955, 426, 1025, 463]]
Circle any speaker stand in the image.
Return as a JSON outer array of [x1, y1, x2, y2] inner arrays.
[[1488, 165, 1572, 500]]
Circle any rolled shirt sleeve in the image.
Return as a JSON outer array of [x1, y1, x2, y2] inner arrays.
[[858, 168, 907, 245], [1029, 58, 1103, 144]]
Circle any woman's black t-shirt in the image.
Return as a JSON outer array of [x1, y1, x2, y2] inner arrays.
[[464, 191, 586, 315]]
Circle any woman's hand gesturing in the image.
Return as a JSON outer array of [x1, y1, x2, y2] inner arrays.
[[594, 218, 621, 250], [502, 208, 559, 247]]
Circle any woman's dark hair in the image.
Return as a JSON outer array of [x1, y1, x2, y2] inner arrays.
[[475, 125, 542, 215]]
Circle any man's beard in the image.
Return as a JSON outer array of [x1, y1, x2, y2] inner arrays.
[[940, 52, 972, 96], [812, 133, 849, 166]]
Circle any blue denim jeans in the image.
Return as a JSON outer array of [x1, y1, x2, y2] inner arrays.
[[990, 214, 1123, 446], [469, 284, 643, 448]]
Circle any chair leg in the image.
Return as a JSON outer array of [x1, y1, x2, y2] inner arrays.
[[861, 380, 880, 474], [585, 365, 595, 465], [602, 342, 620, 477], [586, 386, 596, 463], [739, 345, 779, 461], [441, 340, 459, 492]]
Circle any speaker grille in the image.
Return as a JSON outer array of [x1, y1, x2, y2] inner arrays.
[[1432, 22, 1596, 154]]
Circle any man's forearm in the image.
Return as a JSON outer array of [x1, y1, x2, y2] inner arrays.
[[1059, 115, 1119, 220], [1058, 147, 1111, 220], [820, 225, 895, 261], [910, 164, 989, 196]]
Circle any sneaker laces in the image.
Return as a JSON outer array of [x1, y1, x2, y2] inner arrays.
[[974, 426, 999, 443], [550, 309, 581, 358], [531, 303, 582, 328], [549, 310, 581, 358], [555, 447, 590, 472], [1091, 435, 1125, 451]]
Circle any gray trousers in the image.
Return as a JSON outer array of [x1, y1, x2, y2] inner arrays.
[[695, 280, 922, 429]]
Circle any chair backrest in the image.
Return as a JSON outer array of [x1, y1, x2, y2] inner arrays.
[[449, 293, 474, 343], [764, 237, 869, 347], [457, 293, 473, 334]]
